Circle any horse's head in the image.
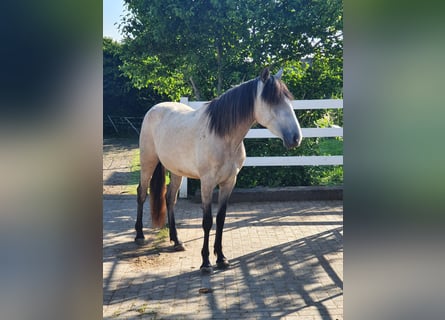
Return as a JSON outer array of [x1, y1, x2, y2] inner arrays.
[[255, 68, 303, 149]]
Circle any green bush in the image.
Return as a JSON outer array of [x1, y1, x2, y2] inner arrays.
[[238, 136, 343, 188]]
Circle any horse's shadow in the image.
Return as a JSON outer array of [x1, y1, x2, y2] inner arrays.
[[103, 230, 178, 265], [104, 171, 135, 186], [103, 226, 343, 320]]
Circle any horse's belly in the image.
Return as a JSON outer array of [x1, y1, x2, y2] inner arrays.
[[157, 147, 200, 179], [162, 159, 200, 179], [169, 166, 200, 180]]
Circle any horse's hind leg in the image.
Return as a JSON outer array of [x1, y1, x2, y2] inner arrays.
[[166, 173, 185, 251], [135, 155, 158, 245], [214, 176, 236, 269], [135, 182, 147, 244]]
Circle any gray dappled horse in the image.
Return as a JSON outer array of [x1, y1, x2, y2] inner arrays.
[[136, 68, 302, 273]]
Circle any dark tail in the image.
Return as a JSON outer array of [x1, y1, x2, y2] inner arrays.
[[149, 162, 167, 228]]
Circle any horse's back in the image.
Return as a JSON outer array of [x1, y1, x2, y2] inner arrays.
[[154, 101, 195, 114], [141, 101, 198, 132], [142, 102, 194, 124]]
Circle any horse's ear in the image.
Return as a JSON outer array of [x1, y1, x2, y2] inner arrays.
[[275, 68, 283, 79], [260, 68, 270, 82]]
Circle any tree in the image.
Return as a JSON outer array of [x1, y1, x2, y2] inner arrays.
[[103, 38, 127, 105], [119, 0, 342, 100], [103, 37, 168, 117]]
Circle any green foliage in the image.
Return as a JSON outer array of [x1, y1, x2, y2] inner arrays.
[[120, 55, 192, 101], [318, 138, 343, 156], [306, 165, 343, 185], [120, 0, 343, 100], [283, 54, 343, 100], [103, 37, 129, 100], [236, 135, 343, 188], [103, 37, 167, 117]]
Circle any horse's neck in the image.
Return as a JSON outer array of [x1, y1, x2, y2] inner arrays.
[[226, 118, 254, 150]]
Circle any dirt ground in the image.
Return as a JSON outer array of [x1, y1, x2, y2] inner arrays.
[[103, 138, 139, 195]]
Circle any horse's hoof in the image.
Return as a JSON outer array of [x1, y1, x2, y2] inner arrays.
[[135, 238, 146, 246], [200, 266, 213, 275], [216, 259, 230, 270], [174, 243, 186, 251]]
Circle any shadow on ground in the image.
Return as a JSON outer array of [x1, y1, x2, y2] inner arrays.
[[103, 202, 343, 319]]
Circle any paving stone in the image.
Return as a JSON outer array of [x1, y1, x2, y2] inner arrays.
[[103, 198, 343, 319]]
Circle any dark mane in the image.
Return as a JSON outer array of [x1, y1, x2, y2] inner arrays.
[[261, 75, 294, 105], [205, 78, 258, 137]]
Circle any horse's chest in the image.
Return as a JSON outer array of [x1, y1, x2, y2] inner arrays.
[[206, 147, 245, 178]]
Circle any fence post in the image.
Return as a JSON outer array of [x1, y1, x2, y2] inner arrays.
[[178, 97, 189, 198]]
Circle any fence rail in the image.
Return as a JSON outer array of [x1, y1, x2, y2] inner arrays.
[[178, 97, 343, 198], [104, 116, 143, 136]]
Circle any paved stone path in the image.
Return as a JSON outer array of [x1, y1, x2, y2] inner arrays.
[[103, 139, 343, 319]]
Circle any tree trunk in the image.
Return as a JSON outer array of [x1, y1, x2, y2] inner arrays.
[[189, 76, 200, 100], [216, 40, 223, 95]]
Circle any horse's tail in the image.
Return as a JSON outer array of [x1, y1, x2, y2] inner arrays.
[[150, 162, 167, 228]]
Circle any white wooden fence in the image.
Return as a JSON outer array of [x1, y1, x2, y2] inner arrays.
[[178, 97, 343, 198]]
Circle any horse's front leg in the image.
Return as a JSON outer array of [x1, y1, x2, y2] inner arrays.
[[200, 181, 214, 274], [214, 177, 236, 269]]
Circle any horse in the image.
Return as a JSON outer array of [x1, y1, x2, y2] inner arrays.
[[135, 68, 303, 273]]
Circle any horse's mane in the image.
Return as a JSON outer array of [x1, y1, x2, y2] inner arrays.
[[205, 78, 257, 137], [205, 73, 293, 137]]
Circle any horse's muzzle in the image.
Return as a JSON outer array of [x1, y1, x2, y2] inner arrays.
[[283, 133, 302, 149]]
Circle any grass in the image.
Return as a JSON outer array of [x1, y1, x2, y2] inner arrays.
[[110, 304, 158, 318], [129, 303, 158, 317], [317, 137, 343, 156], [138, 226, 170, 253], [316, 138, 343, 185], [126, 149, 141, 195], [111, 310, 121, 317], [156, 226, 169, 239], [126, 149, 171, 195], [135, 303, 149, 314]]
